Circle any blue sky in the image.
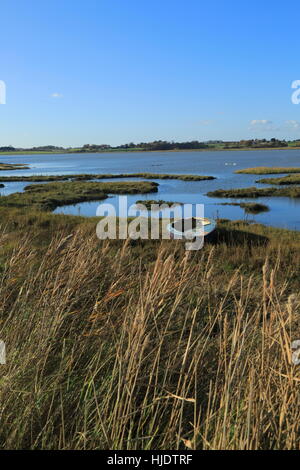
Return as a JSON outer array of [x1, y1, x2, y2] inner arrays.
[[1, 0, 300, 147]]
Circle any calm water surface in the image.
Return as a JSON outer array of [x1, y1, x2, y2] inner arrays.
[[0, 149, 299, 230]]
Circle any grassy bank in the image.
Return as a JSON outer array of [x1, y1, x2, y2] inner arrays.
[[236, 167, 300, 175], [207, 186, 300, 198], [0, 180, 158, 211], [0, 209, 299, 449], [257, 174, 300, 185], [0, 163, 29, 170], [0, 173, 216, 183]]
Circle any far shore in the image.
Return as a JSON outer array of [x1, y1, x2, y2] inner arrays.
[[1, 145, 300, 157]]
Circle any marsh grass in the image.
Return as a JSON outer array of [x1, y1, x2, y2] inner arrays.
[[135, 200, 183, 210], [0, 163, 29, 171], [236, 167, 300, 175], [0, 180, 159, 211], [0, 211, 299, 449], [257, 175, 300, 185], [207, 186, 300, 199], [0, 173, 215, 183]]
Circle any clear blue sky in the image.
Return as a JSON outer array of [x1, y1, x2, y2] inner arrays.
[[1, 0, 300, 147]]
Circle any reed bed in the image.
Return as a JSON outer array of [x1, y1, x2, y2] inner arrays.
[[0, 217, 299, 450]]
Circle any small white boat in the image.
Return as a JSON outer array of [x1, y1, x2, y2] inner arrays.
[[167, 217, 217, 239]]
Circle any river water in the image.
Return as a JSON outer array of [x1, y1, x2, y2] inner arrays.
[[0, 149, 299, 230]]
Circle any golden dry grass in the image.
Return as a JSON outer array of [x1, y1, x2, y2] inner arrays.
[[0, 215, 299, 449]]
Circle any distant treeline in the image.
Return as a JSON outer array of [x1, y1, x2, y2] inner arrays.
[[223, 138, 289, 149], [0, 138, 297, 153], [81, 141, 209, 151], [0, 145, 65, 152]]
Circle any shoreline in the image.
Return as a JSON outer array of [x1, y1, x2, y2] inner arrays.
[[1, 146, 300, 157]]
